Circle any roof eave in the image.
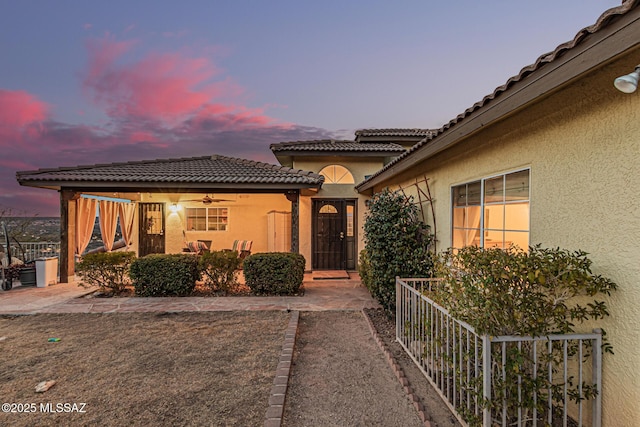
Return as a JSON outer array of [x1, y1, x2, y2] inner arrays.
[[357, 4, 640, 192], [272, 150, 405, 157], [18, 180, 323, 192]]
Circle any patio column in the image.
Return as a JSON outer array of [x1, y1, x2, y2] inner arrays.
[[59, 190, 80, 283], [286, 191, 299, 253]]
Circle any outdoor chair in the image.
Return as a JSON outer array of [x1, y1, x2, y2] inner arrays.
[[183, 240, 210, 255], [227, 240, 252, 260]]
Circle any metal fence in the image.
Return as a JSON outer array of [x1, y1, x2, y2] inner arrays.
[[396, 278, 602, 427], [8, 242, 60, 262]]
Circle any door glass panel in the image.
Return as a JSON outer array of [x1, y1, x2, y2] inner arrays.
[[319, 205, 338, 214], [145, 210, 163, 234], [346, 205, 354, 237]]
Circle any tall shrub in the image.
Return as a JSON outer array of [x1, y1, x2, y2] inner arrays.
[[363, 189, 434, 311]]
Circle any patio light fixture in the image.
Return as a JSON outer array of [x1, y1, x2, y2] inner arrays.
[[614, 65, 640, 93], [169, 203, 180, 213]]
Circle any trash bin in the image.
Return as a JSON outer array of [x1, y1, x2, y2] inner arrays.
[[36, 257, 59, 288]]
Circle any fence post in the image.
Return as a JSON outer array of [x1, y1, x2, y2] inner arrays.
[[482, 334, 492, 427], [396, 277, 400, 343], [592, 329, 602, 427]]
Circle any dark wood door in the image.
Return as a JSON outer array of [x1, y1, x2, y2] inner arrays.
[[139, 203, 165, 257], [312, 199, 346, 270]]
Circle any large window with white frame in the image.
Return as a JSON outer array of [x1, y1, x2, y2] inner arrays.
[[452, 169, 530, 250], [186, 207, 229, 231]]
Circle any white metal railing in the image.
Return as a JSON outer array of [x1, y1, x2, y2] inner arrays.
[[8, 242, 60, 262], [396, 277, 602, 427]]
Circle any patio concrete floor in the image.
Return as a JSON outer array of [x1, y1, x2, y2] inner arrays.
[[0, 272, 381, 314]]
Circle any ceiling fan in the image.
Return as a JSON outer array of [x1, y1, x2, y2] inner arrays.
[[182, 194, 235, 204]]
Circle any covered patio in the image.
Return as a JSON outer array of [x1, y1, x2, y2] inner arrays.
[[16, 154, 324, 282]]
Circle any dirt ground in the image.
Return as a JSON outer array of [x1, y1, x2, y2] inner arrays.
[[283, 311, 424, 427], [365, 309, 461, 427], [0, 309, 460, 427], [0, 312, 289, 427]]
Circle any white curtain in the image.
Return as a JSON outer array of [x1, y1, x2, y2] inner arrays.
[[99, 200, 119, 252], [118, 202, 136, 248], [75, 198, 97, 255]]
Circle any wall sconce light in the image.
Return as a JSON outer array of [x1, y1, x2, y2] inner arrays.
[[169, 203, 180, 213], [614, 65, 640, 93]]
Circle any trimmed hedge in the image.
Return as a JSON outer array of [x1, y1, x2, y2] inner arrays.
[[243, 252, 305, 295], [199, 250, 241, 294], [76, 251, 136, 295], [129, 254, 200, 296]]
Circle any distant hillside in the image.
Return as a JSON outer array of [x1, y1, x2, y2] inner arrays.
[[1, 217, 121, 252]]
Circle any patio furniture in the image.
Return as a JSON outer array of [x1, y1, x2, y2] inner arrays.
[[228, 240, 252, 260], [183, 240, 210, 255]]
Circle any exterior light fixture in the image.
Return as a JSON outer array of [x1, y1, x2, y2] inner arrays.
[[614, 65, 640, 93], [169, 203, 180, 213]]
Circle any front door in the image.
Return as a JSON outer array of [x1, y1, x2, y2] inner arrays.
[[312, 199, 356, 270], [139, 203, 165, 257]]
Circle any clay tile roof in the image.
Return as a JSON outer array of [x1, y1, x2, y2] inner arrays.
[[358, 0, 640, 187], [16, 154, 324, 187], [354, 128, 436, 138], [270, 139, 405, 153]]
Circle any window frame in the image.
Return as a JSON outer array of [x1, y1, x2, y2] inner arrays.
[[451, 168, 530, 250], [185, 206, 230, 232]]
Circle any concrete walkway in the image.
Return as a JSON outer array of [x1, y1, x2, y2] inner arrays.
[[0, 273, 381, 314]]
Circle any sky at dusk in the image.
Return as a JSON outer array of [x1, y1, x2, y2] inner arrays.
[[0, 0, 622, 216]]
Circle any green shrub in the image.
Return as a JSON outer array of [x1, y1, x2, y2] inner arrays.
[[76, 251, 136, 295], [243, 252, 305, 295], [363, 189, 434, 311], [434, 244, 617, 337], [431, 245, 617, 425], [129, 254, 200, 296], [358, 249, 373, 291], [199, 250, 241, 294]]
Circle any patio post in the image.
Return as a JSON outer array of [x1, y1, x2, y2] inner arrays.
[[59, 190, 80, 283], [285, 190, 299, 253]]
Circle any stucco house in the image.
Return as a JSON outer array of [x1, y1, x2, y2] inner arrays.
[[16, 130, 429, 282], [14, 0, 640, 423], [355, 1, 640, 424]]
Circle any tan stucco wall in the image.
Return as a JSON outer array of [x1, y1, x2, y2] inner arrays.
[[295, 158, 384, 268], [372, 56, 640, 425]]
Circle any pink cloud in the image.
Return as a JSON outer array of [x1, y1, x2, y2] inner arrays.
[[82, 35, 276, 129], [0, 89, 48, 130]]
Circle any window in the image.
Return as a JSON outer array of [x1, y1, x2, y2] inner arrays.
[[452, 169, 529, 250], [319, 165, 355, 184], [186, 207, 229, 231]]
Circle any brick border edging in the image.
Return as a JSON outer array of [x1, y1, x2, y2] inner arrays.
[[361, 309, 432, 427], [264, 310, 299, 427]]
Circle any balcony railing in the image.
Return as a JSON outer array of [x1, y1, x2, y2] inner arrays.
[[396, 277, 602, 427], [8, 242, 60, 262]]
